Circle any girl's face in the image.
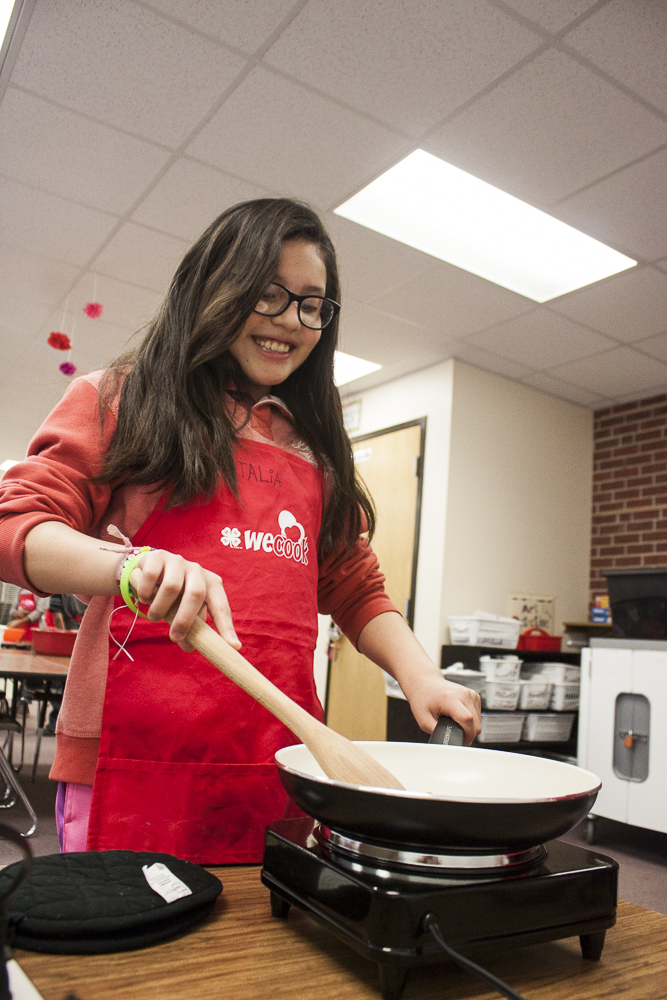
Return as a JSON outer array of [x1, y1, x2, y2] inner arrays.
[[229, 239, 328, 400]]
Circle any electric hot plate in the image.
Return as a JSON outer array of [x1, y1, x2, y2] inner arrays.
[[261, 817, 618, 1000]]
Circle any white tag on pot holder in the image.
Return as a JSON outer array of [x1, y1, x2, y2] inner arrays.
[[142, 862, 193, 903]]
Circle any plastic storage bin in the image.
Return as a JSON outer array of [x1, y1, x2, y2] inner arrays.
[[549, 682, 580, 711], [31, 627, 77, 656], [479, 656, 522, 681], [518, 678, 553, 710], [448, 616, 521, 649], [441, 667, 486, 695], [530, 663, 581, 684], [1, 627, 27, 644], [483, 681, 521, 710], [523, 713, 576, 742], [477, 713, 525, 743], [517, 628, 561, 652]]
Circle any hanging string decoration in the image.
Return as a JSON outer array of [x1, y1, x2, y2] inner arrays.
[[59, 361, 77, 376], [82, 302, 103, 318], [47, 331, 71, 350]]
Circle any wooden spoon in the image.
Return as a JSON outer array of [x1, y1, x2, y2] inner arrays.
[[164, 610, 405, 791]]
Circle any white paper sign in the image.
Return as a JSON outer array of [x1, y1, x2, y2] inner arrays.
[[142, 862, 193, 903]]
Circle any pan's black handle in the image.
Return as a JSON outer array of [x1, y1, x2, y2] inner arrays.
[[429, 716, 466, 747]]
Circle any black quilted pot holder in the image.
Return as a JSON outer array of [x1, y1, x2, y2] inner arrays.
[[0, 851, 222, 954]]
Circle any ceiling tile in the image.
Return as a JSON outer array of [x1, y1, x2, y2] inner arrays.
[[518, 370, 609, 407], [65, 337, 133, 376], [608, 385, 667, 406], [550, 266, 667, 342], [451, 343, 534, 381], [376, 259, 533, 338], [468, 309, 616, 368], [186, 66, 410, 208], [339, 347, 453, 396], [0, 244, 80, 308], [142, 0, 298, 54], [49, 317, 136, 361], [23, 298, 134, 357], [655, 259, 667, 275], [564, 0, 667, 115], [0, 88, 170, 215], [634, 333, 667, 364], [423, 49, 667, 206], [0, 295, 52, 336], [0, 177, 118, 267], [132, 158, 273, 241], [554, 147, 667, 261], [92, 223, 190, 293], [324, 214, 432, 304], [11, 0, 246, 147], [499, 0, 602, 33], [0, 331, 76, 388], [549, 346, 667, 397], [65, 273, 162, 334], [338, 303, 447, 366], [264, 0, 541, 137]]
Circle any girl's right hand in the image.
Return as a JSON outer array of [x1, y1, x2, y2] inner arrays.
[[128, 549, 240, 652]]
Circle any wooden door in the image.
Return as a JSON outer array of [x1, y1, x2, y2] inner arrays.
[[325, 422, 424, 741]]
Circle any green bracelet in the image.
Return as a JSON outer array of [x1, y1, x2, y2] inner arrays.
[[119, 547, 153, 618]]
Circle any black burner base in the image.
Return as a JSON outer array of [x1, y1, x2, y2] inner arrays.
[[261, 818, 618, 1000]]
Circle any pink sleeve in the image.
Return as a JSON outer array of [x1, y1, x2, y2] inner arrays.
[[0, 374, 115, 591], [317, 534, 399, 648]]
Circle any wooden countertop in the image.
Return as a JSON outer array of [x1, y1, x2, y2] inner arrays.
[[0, 649, 70, 677], [14, 867, 667, 1000]]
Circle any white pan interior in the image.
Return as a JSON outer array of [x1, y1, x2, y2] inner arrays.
[[276, 741, 601, 802]]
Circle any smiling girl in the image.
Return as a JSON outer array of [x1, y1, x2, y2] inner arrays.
[[0, 199, 480, 863]]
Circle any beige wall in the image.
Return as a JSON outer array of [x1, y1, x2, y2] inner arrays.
[[441, 361, 594, 636], [323, 358, 593, 690]]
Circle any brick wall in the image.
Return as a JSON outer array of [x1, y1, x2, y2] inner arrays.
[[590, 392, 667, 604]]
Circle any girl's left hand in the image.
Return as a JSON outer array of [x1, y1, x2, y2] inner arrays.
[[405, 675, 482, 746]]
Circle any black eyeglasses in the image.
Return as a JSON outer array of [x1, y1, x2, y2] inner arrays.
[[254, 282, 340, 330]]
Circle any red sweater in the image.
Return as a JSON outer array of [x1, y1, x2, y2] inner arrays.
[[0, 373, 396, 784]]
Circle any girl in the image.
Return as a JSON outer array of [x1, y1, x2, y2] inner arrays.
[[0, 199, 480, 864]]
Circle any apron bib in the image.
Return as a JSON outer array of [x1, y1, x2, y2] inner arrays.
[[86, 440, 323, 863]]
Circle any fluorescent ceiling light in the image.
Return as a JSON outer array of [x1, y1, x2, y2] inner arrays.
[[335, 149, 636, 303], [0, 459, 18, 471], [0, 1, 18, 50], [334, 351, 381, 386]]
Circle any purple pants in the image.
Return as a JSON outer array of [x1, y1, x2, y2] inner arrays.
[[55, 782, 92, 852]]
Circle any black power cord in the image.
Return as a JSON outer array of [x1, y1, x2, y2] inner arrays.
[[423, 913, 529, 1000]]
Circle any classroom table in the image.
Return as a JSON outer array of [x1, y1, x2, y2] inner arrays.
[[0, 649, 70, 831], [0, 648, 70, 682], [13, 867, 667, 1000]]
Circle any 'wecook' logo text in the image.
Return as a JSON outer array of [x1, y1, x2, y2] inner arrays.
[[220, 510, 309, 565]]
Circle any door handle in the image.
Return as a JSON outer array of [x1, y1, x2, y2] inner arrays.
[[619, 729, 648, 749]]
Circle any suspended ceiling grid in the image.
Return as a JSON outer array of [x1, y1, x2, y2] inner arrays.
[[0, 0, 666, 460]]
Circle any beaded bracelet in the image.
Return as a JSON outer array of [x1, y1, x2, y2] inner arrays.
[[119, 546, 154, 618]]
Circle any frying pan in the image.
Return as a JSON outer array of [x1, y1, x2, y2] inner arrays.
[[275, 721, 600, 851]]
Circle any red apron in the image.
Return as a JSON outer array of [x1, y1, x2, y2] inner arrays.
[[86, 439, 323, 863]]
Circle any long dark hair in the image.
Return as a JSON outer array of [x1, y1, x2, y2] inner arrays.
[[97, 198, 374, 555]]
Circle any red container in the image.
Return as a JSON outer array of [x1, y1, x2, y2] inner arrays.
[[517, 628, 561, 652], [2, 627, 27, 643], [32, 627, 77, 656]]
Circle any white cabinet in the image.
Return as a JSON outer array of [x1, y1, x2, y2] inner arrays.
[[578, 640, 667, 835]]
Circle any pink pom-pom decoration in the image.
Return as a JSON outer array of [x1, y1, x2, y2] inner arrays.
[[59, 362, 77, 376], [83, 302, 103, 318], [48, 331, 71, 350]]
